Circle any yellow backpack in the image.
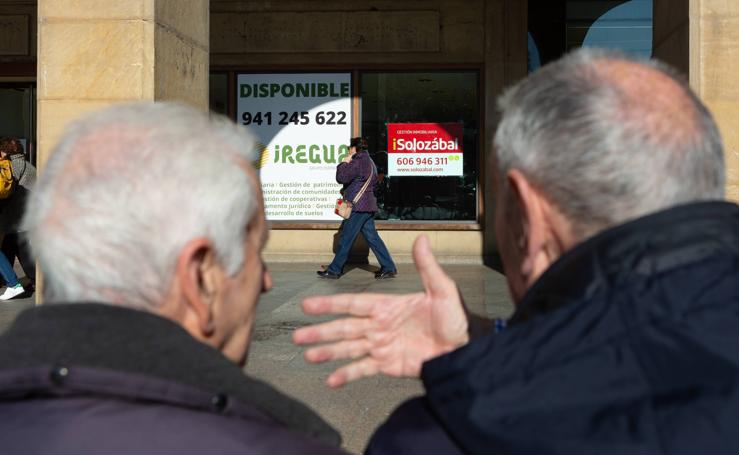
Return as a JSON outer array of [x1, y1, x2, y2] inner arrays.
[[0, 158, 14, 199]]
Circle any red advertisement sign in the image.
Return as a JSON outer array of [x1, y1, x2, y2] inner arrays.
[[387, 123, 464, 176], [387, 123, 463, 154]]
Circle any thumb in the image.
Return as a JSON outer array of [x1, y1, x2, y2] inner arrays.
[[413, 235, 453, 298]]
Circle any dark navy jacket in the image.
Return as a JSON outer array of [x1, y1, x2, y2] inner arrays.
[[367, 201, 739, 454], [0, 303, 344, 455], [336, 150, 378, 213]]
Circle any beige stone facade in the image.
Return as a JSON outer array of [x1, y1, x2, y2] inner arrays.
[[36, 0, 208, 169], [689, 0, 739, 202]]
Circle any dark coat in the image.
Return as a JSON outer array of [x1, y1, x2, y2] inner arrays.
[[336, 150, 378, 213], [0, 303, 344, 455], [367, 201, 739, 455]]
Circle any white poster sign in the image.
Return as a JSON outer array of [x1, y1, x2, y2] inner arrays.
[[237, 73, 351, 220]]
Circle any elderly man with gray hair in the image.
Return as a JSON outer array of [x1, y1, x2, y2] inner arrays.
[[0, 103, 343, 454], [295, 48, 739, 454]]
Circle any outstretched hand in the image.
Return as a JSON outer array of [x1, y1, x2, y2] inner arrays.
[[293, 235, 470, 387]]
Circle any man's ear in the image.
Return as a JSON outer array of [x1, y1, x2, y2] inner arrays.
[[175, 238, 222, 338], [505, 169, 556, 283]]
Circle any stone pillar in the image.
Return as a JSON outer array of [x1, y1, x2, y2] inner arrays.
[[689, 0, 739, 202], [37, 0, 208, 169], [36, 0, 209, 300]]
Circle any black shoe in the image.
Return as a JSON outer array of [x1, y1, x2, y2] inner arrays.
[[317, 270, 341, 279], [374, 270, 397, 280]]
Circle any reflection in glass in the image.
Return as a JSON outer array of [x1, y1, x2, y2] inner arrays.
[[529, 0, 653, 68], [361, 72, 479, 221], [574, 0, 652, 58]]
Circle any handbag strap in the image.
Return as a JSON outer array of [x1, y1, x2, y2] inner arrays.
[[351, 162, 376, 205]]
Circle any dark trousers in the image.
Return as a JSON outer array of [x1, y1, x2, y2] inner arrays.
[[1, 232, 35, 284], [327, 211, 396, 275]]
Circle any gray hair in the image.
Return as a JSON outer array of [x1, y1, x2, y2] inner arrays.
[[494, 48, 725, 238], [23, 102, 259, 309]]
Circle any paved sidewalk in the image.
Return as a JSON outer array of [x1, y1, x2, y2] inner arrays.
[[248, 261, 512, 453], [0, 262, 513, 453], [0, 284, 35, 329]]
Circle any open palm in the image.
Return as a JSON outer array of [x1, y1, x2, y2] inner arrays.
[[293, 235, 470, 387]]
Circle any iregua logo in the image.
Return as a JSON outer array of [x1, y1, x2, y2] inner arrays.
[[272, 143, 349, 164], [392, 137, 459, 153]]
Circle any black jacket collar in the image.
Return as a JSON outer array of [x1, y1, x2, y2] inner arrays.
[[511, 200, 739, 325], [421, 201, 739, 453], [0, 303, 340, 446]]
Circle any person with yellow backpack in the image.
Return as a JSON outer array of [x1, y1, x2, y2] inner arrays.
[[0, 152, 13, 199], [0, 138, 26, 300]]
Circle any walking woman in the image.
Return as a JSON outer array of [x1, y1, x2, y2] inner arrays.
[[317, 137, 397, 279]]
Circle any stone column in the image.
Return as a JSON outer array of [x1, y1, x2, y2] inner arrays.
[[37, 0, 208, 168], [689, 0, 739, 202], [36, 0, 209, 300]]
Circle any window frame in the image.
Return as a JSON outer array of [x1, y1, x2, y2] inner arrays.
[[212, 63, 485, 231]]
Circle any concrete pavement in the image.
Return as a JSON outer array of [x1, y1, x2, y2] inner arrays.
[[0, 261, 513, 453], [246, 261, 512, 453]]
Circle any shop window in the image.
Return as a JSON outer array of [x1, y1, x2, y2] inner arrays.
[[360, 72, 479, 221], [570, 0, 652, 57], [529, 0, 653, 69]]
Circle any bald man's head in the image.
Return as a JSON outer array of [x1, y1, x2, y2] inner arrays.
[[594, 59, 699, 149], [494, 48, 724, 240]]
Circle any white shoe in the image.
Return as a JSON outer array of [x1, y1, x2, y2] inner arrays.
[[0, 285, 24, 300]]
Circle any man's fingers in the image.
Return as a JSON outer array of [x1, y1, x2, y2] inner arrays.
[[326, 357, 380, 388], [293, 317, 370, 345], [301, 293, 389, 317], [412, 234, 454, 297], [303, 339, 372, 363]]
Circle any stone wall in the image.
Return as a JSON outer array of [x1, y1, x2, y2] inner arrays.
[[210, 0, 486, 66], [36, 0, 209, 169], [690, 0, 739, 202]]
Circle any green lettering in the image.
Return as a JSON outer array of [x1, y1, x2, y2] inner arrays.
[[323, 145, 336, 163], [309, 145, 321, 163], [341, 83, 349, 97], [337, 144, 349, 162], [259, 84, 269, 97], [295, 145, 307, 163], [281, 145, 294, 163], [318, 83, 328, 97], [240, 84, 252, 98], [271, 144, 352, 164]]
